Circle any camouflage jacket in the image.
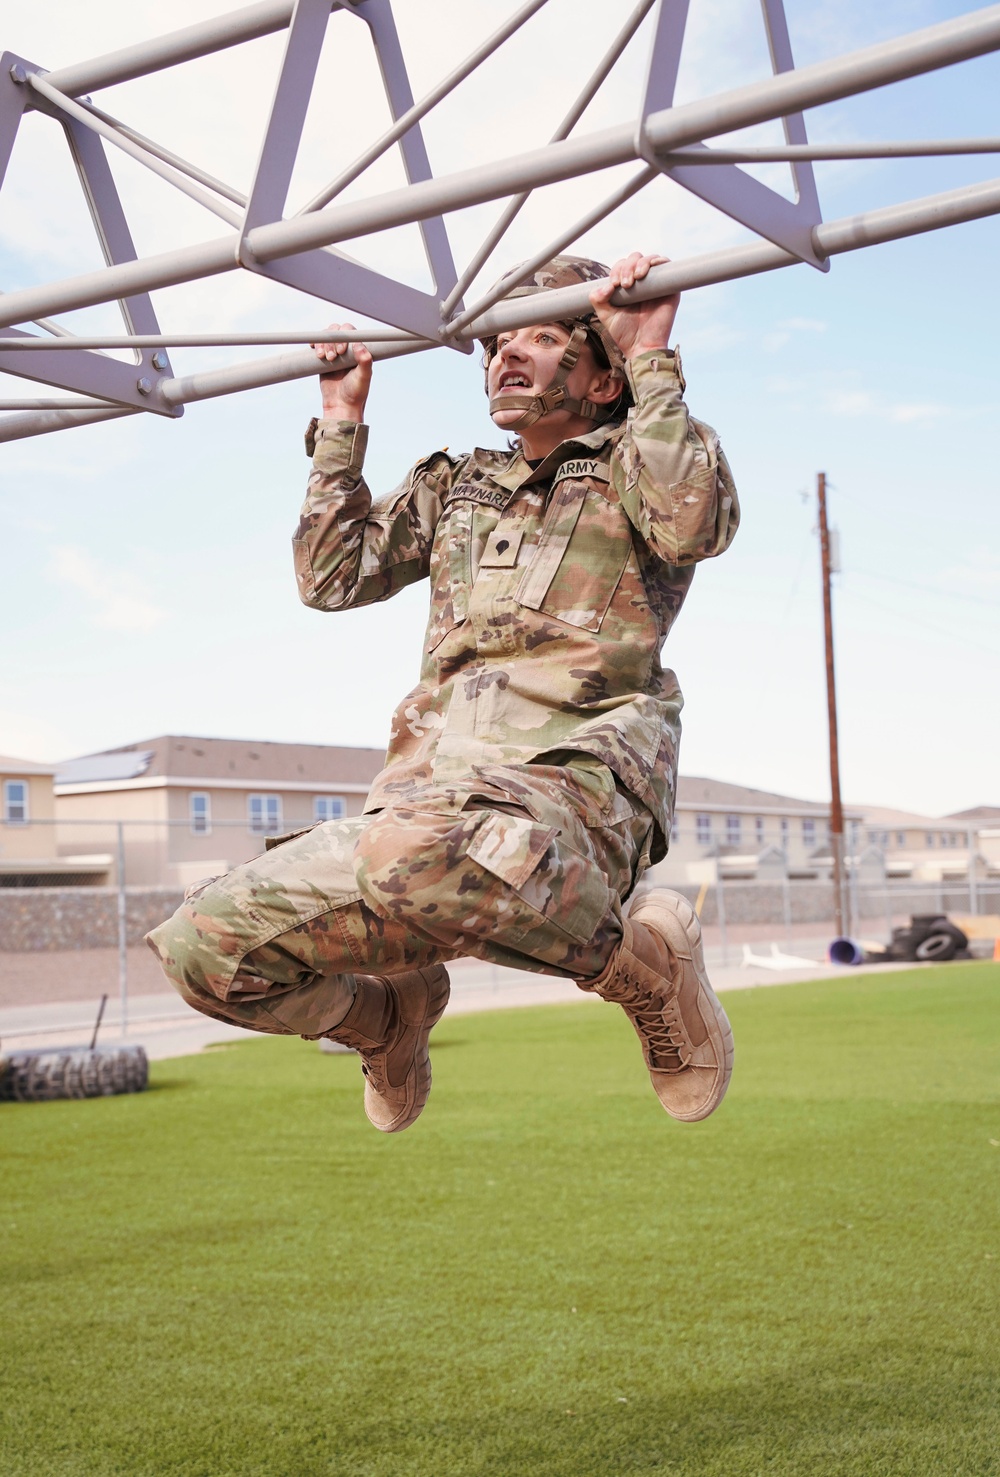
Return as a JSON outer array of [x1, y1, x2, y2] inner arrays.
[[295, 350, 739, 861]]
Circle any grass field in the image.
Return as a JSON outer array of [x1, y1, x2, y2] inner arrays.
[[2, 963, 998, 1477]]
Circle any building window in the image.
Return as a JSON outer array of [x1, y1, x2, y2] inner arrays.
[[780, 817, 790, 841], [926, 832, 935, 848], [802, 818, 816, 846], [725, 814, 741, 846], [670, 813, 679, 843], [189, 792, 211, 835], [696, 814, 712, 845], [755, 816, 765, 846], [314, 795, 345, 823], [248, 794, 282, 834], [896, 832, 906, 846], [2, 780, 28, 824]]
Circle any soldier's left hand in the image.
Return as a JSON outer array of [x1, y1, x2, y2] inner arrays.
[[589, 252, 679, 361]]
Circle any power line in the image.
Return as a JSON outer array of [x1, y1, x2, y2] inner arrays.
[[846, 588, 1000, 657], [847, 567, 1000, 609]]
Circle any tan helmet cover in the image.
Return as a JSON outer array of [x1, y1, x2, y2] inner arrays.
[[480, 255, 628, 430]]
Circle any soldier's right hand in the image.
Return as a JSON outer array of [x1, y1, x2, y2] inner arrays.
[[313, 323, 372, 422]]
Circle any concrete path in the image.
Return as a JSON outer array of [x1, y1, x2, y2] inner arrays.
[[0, 952, 917, 1063]]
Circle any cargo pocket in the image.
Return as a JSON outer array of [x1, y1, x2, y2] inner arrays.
[[426, 504, 472, 650], [515, 481, 632, 632], [466, 810, 606, 944], [466, 812, 557, 891]]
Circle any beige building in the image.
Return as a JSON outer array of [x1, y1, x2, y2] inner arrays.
[[28, 735, 998, 893], [650, 776, 864, 886], [651, 783, 999, 889], [54, 735, 385, 888], [0, 754, 112, 884], [859, 803, 1000, 883]]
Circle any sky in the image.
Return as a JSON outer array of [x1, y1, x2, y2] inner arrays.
[[0, 0, 998, 818]]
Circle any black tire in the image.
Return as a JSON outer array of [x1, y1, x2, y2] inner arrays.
[[914, 932, 958, 962], [0, 1045, 149, 1103]]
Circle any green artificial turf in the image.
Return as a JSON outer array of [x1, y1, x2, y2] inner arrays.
[[2, 963, 999, 1477]]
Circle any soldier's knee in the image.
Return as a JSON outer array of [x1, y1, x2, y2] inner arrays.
[[145, 886, 239, 1005]]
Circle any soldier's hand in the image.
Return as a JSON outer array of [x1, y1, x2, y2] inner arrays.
[[589, 253, 679, 362], [313, 323, 372, 421]]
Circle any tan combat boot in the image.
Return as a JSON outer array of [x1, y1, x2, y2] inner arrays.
[[325, 965, 450, 1133], [580, 890, 733, 1122]]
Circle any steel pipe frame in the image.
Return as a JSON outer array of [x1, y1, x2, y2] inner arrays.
[[298, 0, 550, 215], [1, 1, 998, 443], [249, 3, 1000, 262], [438, 0, 657, 319], [42, 1, 302, 98], [26, 71, 244, 229], [79, 100, 249, 206], [637, 0, 825, 268], [3, 171, 996, 444], [0, 397, 120, 409], [0, 329, 422, 350], [1, 3, 998, 338], [663, 139, 1000, 163], [444, 164, 657, 336], [229, 0, 461, 343]]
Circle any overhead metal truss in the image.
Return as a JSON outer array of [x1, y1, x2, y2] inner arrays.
[[1, 0, 998, 442]]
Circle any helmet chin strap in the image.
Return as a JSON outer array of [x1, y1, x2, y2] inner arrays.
[[488, 325, 606, 432]]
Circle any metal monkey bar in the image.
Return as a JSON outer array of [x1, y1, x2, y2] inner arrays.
[[0, 0, 998, 442]]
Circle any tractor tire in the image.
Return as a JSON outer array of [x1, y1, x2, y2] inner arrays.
[[914, 932, 959, 963], [0, 1045, 149, 1103]]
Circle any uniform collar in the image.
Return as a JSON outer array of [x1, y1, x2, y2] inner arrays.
[[484, 417, 622, 493]]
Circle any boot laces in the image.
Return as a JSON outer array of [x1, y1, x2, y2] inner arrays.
[[359, 1051, 387, 1094], [616, 967, 690, 1071]]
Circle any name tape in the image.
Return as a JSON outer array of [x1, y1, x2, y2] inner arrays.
[[445, 482, 509, 510], [552, 458, 610, 485]]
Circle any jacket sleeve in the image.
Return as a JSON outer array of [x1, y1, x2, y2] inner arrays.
[[610, 351, 739, 565], [292, 419, 454, 611]]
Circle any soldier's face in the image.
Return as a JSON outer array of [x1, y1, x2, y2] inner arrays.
[[488, 322, 606, 431]]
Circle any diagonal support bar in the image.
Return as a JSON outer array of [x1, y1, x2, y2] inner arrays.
[[0, 55, 179, 414], [637, 0, 826, 268], [440, 0, 657, 320], [235, 0, 465, 344], [361, 0, 460, 305]]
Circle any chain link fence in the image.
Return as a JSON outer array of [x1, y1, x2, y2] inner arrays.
[[1, 817, 997, 1035]]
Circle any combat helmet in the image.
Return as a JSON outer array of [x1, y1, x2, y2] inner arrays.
[[480, 255, 630, 431]]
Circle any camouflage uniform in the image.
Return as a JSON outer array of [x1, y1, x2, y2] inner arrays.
[[148, 348, 739, 1036]]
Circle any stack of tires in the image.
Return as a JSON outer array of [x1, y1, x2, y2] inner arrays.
[[0, 1045, 148, 1102], [885, 914, 969, 963]]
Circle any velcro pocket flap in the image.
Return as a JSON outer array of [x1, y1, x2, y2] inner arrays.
[[466, 813, 557, 891]]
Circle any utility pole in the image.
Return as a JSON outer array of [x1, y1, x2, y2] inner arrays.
[[816, 472, 848, 937]]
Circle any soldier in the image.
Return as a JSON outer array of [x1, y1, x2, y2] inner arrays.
[[147, 251, 740, 1132]]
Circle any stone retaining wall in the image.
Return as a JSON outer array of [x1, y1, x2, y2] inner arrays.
[[1, 880, 995, 952], [0, 888, 184, 952]]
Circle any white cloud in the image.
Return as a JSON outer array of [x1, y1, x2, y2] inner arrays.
[[825, 389, 946, 424], [887, 402, 945, 425], [826, 389, 877, 416], [762, 317, 828, 352], [47, 546, 167, 631]]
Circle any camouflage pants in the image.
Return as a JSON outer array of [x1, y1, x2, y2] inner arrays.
[[146, 759, 654, 1039]]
